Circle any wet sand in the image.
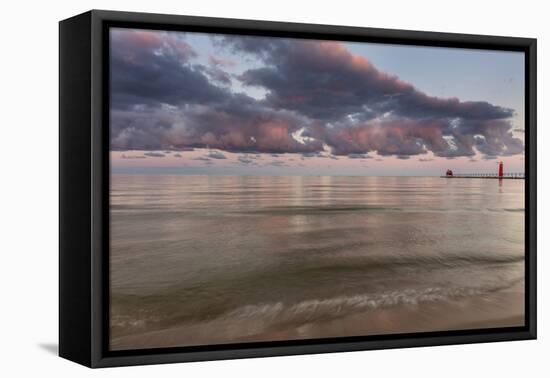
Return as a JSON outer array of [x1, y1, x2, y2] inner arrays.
[[111, 287, 524, 350]]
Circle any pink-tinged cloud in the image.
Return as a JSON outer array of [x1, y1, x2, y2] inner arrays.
[[110, 29, 524, 160]]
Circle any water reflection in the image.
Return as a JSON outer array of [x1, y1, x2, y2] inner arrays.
[[110, 175, 525, 350]]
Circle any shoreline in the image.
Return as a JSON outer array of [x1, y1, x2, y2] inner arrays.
[[111, 290, 524, 351]]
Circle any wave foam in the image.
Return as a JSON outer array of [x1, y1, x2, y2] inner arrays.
[[223, 286, 487, 324]]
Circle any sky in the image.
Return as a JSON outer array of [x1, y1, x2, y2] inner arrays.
[[110, 28, 525, 176]]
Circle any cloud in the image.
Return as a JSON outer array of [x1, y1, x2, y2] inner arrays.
[[180, 98, 323, 154], [193, 156, 211, 161], [209, 55, 235, 67], [206, 150, 227, 159], [237, 155, 254, 164], [198, 64, 232, 85], [120, 153, 146, 159], [110, 30, 524, 160], [110, 29, 227, 110], [229, 36, 522, 158], [266, 160, 287, 167], [302, 151, 330, 158], [347, 153, 371, 159], [143, 152, 165, 157], [419, 158, 434, 162], [174, 153, 182, 157], [111, 94, 323, 154], [234, 37, 513, 122], [110, 30, 322, 155]]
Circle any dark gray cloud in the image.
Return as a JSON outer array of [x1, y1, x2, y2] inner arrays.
[[121, 154, 146, 159], [200, 65, 232, 86], [110, 30, 524, 160], [347, 153, 372, 159], [232, 37, 513, 121], [110, 29, 227, 110], [302, 151, 330, 158]]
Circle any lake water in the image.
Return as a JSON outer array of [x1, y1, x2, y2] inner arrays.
[[109, 175, 525, 350]]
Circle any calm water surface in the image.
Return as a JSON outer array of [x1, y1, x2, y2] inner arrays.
[[110, 175, 525, 349]]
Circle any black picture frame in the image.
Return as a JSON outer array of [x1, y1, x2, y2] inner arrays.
[[59, 9, 537, 368]]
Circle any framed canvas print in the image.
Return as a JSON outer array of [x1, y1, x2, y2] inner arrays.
[[59, 10, 537, 368]]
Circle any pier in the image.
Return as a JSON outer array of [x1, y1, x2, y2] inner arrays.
[[441, 161, 525, 179]]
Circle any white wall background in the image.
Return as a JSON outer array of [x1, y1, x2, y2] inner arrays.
[[1, 0, 546, 376]]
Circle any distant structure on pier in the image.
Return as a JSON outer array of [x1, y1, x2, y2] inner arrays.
[[442, 161, 524, 179]]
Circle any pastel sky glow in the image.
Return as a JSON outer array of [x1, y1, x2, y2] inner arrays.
[[110, 28, 525, 176]]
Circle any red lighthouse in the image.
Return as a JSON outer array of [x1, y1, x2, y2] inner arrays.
[[498, 161, 504, 178]]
